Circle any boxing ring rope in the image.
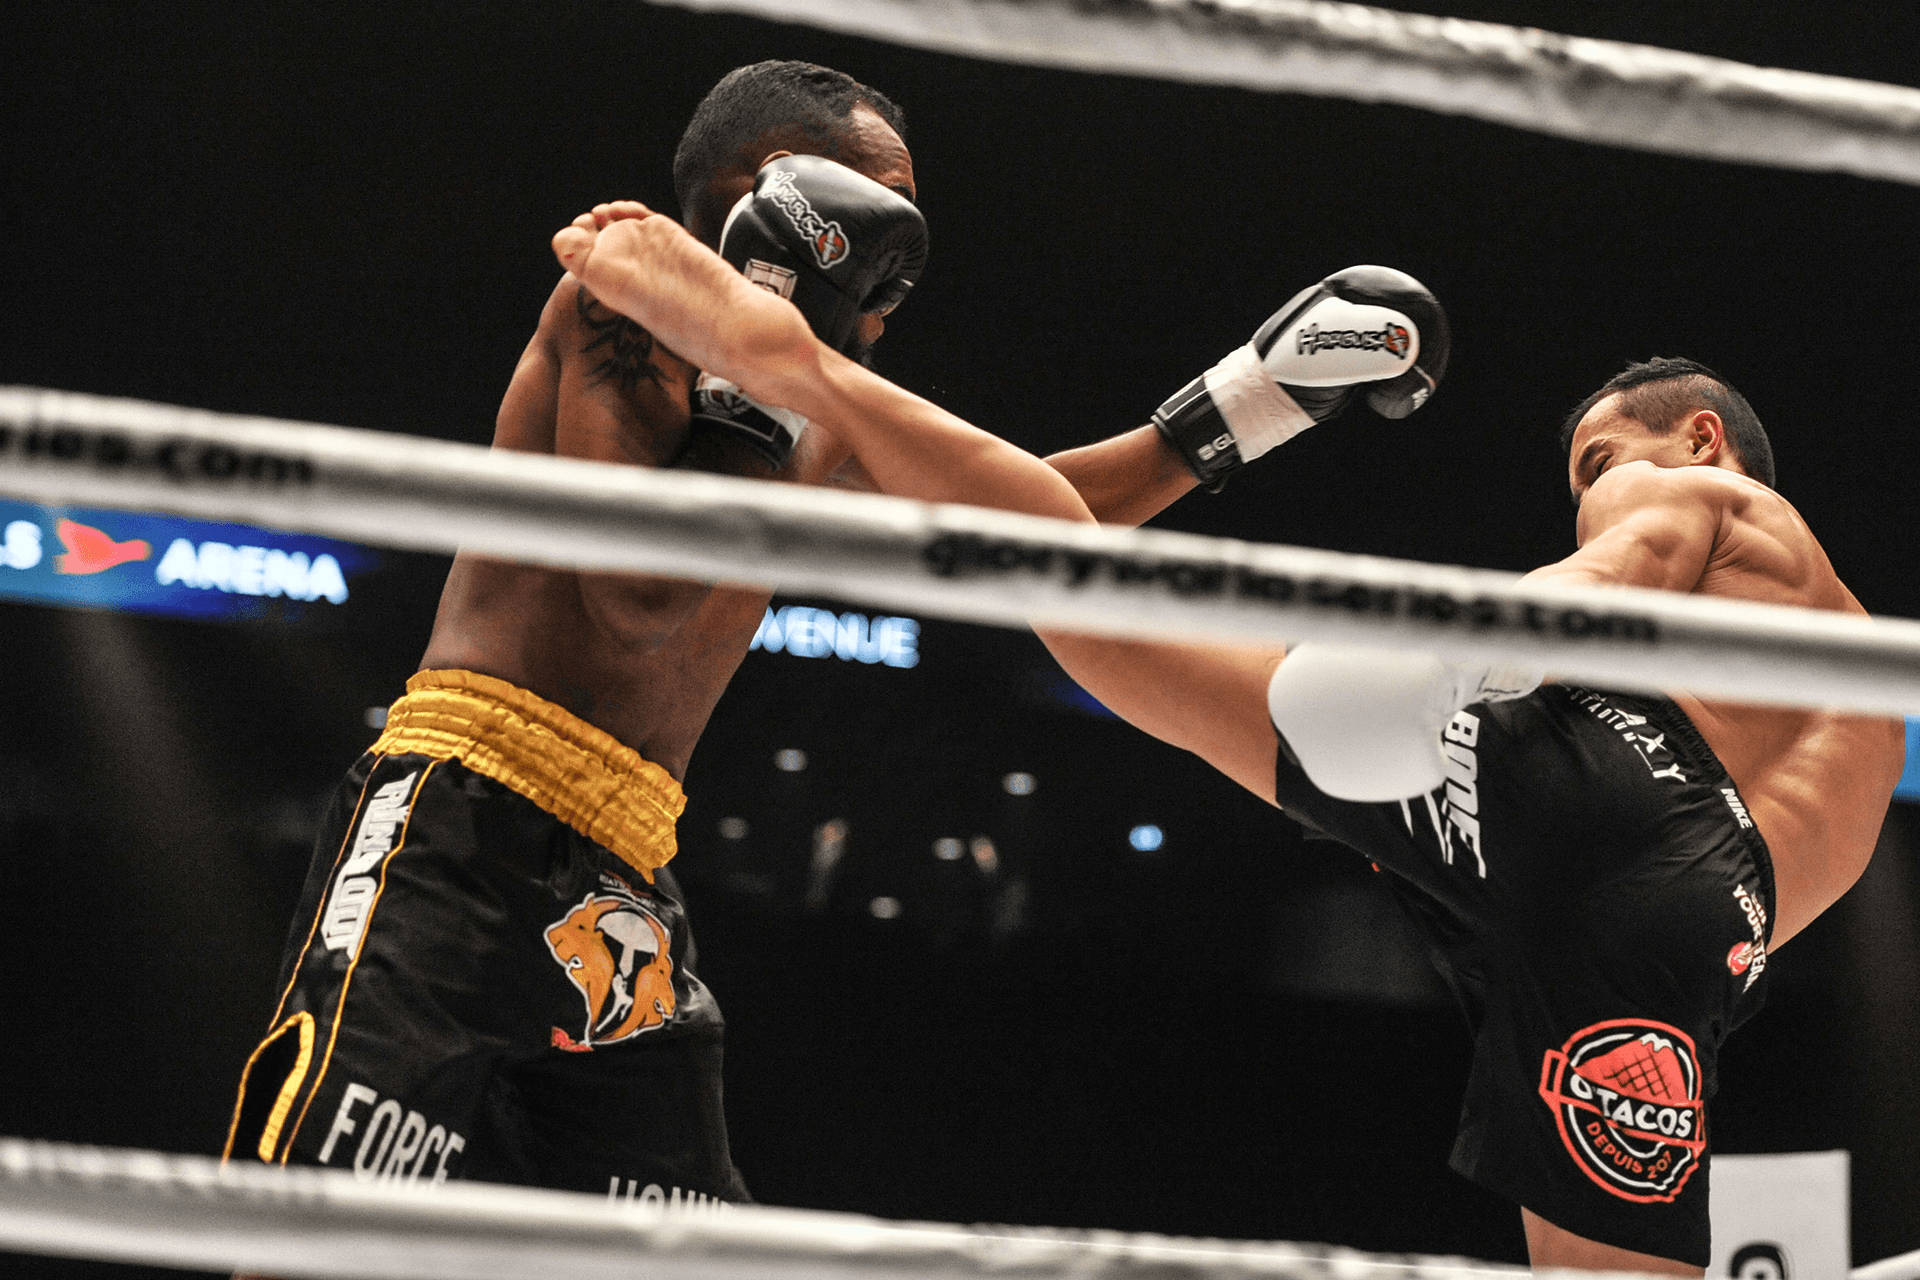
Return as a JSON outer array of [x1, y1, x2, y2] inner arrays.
[[6, 384, 1920, 717], [12, 15, 1918, 1280], [0, 1138, 1531, 1280], [647, 0, 1920, 188], [1858, 1250, 1920, 1280], [7, 1137, 1917, 1280]]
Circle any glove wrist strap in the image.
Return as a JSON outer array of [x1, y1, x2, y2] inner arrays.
[[1151, 344, 1315, 490], [691, 374, 810, 469], [1205, 343, 1316, 461]]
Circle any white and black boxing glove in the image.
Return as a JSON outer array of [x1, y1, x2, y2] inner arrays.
[[1266, 646, 1541, 803], [692, 154, 930, 469], [1152, 266, 1450, 490]]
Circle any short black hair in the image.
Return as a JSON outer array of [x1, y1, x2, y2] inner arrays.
[[672, 61, 906, 242], [1558, 356, 1776, 488]]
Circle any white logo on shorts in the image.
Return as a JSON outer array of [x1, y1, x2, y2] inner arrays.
[[321, 773, 420, 957]]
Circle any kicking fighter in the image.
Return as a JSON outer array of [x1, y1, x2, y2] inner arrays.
[[554, 197, 1902, 1272]]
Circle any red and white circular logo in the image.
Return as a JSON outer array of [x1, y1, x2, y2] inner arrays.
[[1537, 1018, 1705, 1203], [1727, 941, 1757, 977]]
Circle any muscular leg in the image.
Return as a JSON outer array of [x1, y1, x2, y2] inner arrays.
[[1522, 1208, 1702, 1276]]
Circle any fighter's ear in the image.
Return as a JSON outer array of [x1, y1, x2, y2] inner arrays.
[[1686, 409, 1726, 464]]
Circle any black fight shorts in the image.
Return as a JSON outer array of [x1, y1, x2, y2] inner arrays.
[[226, 669, 748, 1206], [1271, 685, 1776, 1265]]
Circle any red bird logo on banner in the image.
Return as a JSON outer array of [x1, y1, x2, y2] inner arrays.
[[55, 520, 151, 576]]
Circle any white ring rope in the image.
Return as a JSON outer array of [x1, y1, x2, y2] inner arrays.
[[0, 1138, 1527, 1280], [5, 385, 1920, 717], [1856, 1250, 1920, 1280], [645, 0, 1920, 188]]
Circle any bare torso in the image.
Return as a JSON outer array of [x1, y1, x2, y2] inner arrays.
[[1659, 474, 1902, 946], [418, 274, 852, 780]]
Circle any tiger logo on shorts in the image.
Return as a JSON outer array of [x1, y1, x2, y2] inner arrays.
[[545, 888, 676, 1052]]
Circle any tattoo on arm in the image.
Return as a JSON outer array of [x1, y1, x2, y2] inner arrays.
[[575, 288, 663, 391]]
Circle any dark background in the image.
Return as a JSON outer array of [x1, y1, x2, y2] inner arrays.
[[4, 1, 1919, 1273]]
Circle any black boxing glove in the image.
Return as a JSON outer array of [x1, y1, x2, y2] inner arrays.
[[1151, 266, 1450, 490], [721, 154, 927, 352], [692, 154, 930, 468]]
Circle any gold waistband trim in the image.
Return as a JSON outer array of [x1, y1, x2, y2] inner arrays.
[[371, 668, 685, 881]]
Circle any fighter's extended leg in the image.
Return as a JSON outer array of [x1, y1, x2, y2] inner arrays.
[[554, 204, 1089, 522], [1524, 1208, 1701, 1276]]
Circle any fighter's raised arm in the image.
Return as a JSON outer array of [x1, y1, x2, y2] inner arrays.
[[551, 184, 1297, 797], [1044, 263, 1452, 527], [550, 176, 1465, 804], [554, 189, 1088, 526]]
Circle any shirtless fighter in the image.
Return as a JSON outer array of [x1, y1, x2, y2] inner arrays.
[[555, 201, 1902, 1271], [220, 61, 932, 1202], [219, 58, 1300, 1207]]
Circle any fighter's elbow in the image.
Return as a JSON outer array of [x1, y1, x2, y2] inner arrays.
[[1020, 461, 1098, 525]]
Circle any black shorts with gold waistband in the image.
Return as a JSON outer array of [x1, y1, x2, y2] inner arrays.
[[1270, 685, 1776, 1266], [225, 668, 748, 1205]]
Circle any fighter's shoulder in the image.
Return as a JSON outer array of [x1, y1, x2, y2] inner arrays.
[[538, 272, 615, 333], [1585, 459, 1750, 515], [540, 271, 696, 394], [1570, 465, 1740, 559]]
